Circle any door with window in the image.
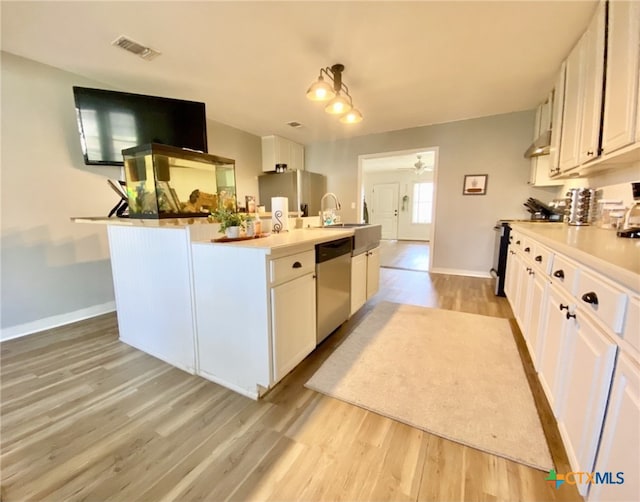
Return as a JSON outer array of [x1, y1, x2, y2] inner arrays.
[[371, 183, 399, 239]]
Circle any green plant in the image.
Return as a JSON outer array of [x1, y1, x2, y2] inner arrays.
[[211, 208, 245, 233]]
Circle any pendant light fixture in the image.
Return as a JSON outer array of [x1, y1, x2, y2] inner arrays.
[[306, 63, 363, 124]]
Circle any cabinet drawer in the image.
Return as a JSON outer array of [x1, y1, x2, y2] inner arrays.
[[576, 270, 628, 334], [270, 250, 315, 285], [531, 243, 554, 274], [551, 254, 580, 296], [520, 237, 535, 258], [622, 296, 640, 353]]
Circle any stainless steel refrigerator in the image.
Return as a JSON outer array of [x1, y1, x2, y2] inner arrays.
[[258, 170, 327, 216]]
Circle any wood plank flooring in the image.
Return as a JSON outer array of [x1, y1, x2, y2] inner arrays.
[[0, 270, 582, 502], [379, 240, 430, 272]]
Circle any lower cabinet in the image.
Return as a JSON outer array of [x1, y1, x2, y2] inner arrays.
[[271, 272, 316, 382], [556, 306, 617, 495], [538, 283, 574, 416], [366, 246, 380, 299], [589, 353, 640, 502], [350, 246, 380, 316]]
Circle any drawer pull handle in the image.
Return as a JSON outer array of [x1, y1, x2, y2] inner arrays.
[[535, 255, 542, 262], [581, 292, 598, 305], [559, 304, 569, 311], [524, 247, 530, 253], [566, 312, 577, 320], [529, 270, 535, 276], [516, 240, 521, 245], [553, 270, 565, 279], [292, 262, 302, 269]]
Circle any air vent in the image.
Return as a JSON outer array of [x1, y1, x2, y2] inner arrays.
[[286, 121, 303, 128], [112, 36, 161, 61]]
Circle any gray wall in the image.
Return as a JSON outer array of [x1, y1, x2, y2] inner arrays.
[[1, 53, 261, 339], [306, 112, 560, 276]]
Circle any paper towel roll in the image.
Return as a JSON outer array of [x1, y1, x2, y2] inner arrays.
[[271, 197, 289, 233]]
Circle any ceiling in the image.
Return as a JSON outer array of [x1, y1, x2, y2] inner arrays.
[[1, 1, 597, 146]]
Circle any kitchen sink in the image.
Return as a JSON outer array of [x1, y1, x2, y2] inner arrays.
[[315, 223, 382, 256]]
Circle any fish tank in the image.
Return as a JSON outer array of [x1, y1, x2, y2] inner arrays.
[[122, 143, 237, 219]]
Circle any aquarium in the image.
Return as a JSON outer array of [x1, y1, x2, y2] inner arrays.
[[122, 143, 236, 219]]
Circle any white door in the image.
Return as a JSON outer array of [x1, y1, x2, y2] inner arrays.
[[371, 183, 399, 239]]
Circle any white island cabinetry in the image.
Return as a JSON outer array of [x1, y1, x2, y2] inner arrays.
[[350, 246, 380, 316], [192, 243, 318, 399]]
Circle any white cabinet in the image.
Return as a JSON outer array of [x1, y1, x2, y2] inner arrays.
[[549, 62, 566, 176], [589, 353, 640, 502], [193, 243, 316, 399], [602, 0, 640, 155], [262, 135, 305, 172], [559, 1, 606, 173], [578, 1, 606, 165], [350, 246, 380, 316], [271, 272, 316, 382], [538, 283, 573, 416], [556, 307, 617, 495], [559, 38, 584, 172], [366, 246, 380, 299], [350, 252, 367, 316], [529, 97, 563, 186]]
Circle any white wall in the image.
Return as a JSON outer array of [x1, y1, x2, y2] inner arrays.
[[0, 53, 261, 339], [306, 111, 560, 277], [363, 170, 434, 241]]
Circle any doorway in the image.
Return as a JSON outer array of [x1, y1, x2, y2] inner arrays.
[[358, 147, 439, 272]]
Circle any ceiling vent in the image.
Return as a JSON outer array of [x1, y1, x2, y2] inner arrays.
[[286, 121, 303, 128], [112, 36, 161, 61]]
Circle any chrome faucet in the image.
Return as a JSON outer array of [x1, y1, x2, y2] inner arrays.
[[320, 192, 341, 226]]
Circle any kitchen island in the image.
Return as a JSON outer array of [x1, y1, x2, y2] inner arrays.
[[73, 217, 374, 399]]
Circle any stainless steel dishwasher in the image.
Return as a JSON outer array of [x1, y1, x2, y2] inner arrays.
[[315, 237, 352, 344]]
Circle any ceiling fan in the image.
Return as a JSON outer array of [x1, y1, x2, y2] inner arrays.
[[398, 154, 432, 175]]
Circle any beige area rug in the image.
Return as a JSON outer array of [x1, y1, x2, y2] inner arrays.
[[305, 302, 553, 471]]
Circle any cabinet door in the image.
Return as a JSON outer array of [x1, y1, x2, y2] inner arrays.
[[589, 353, 640, 502], [525, 271, 548, 369], [290, 142, 305, 171], [350, 253, 367, 316], [578, 1, 605, 165], [602, 0, 640, 154], [504, 249, 518, 303], [550, 62, 567, 175], [538, 284, 573, 416], [271, 272, 316, 382], [557, 309, 616, 494], [559, 40, 584, 172], [366, 246, 380, 300]]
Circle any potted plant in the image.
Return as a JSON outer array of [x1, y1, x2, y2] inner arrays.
[[211, 208, 245, 238]]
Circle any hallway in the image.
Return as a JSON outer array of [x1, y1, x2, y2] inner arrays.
[[378, 240, 429, 272]]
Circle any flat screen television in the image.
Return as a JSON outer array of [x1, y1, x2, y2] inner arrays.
[[73, 86, 208, 166]]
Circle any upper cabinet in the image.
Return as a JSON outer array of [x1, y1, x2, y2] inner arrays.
[[549, 61, 566, 176], [559, 1, 606, 174], [529, 95, 563, 186], [553, 0, 640, 178], [262, 135, 305, 172], [601, 0, 640, 154]]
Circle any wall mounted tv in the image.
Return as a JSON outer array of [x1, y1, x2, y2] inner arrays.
[[73, 86, 208, 166]]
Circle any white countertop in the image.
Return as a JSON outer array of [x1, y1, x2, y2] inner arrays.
[[199, 227, 356, 252], [511, 222, 640, 293]]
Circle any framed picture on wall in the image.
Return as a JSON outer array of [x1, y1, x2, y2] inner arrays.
[[463, 174, 488, 195]]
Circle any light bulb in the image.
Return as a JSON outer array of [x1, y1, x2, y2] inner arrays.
[[325, 94, 352, 115], [339, 108, 363, 124], [306, 76, 335, 102]]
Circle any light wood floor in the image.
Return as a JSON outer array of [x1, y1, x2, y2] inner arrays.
[[0, 270, 581, 502], [379, 240, 430, 272]]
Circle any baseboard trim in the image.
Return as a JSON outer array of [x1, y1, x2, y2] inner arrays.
[[430, 267, 492, 279], [1, 302, 117, 342]]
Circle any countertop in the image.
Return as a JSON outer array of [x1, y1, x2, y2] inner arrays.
[[202, 228, 356, 250], [510, 222, 640, 293]]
